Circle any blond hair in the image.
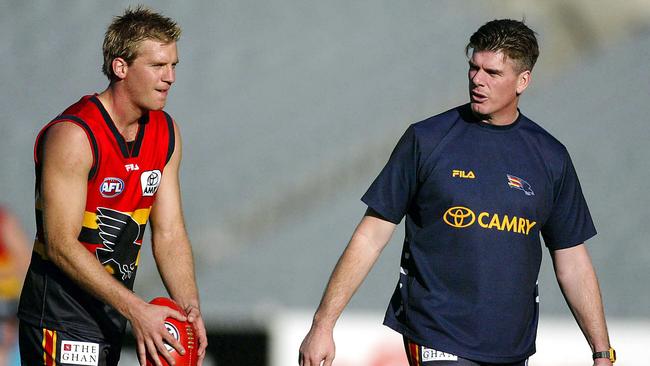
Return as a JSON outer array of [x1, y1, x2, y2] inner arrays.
[[102, 5, 181, 80]]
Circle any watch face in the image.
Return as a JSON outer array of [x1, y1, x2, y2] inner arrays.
[[610, 348, 616, 362]]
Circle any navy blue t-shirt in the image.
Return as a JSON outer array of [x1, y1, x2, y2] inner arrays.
[[361, 104, 596, 363]]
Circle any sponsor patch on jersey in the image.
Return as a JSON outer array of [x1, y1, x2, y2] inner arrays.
[[60, 340, 99, 366], [99, 177, 124, 198], [443, 206, 537, 235], [163, 321, 180, 353], [507, 174, 534, 196], [125, 163, 140, 172], [452, 169, 475, 179], [421, 347, 458, 362], [140, 170, 162, 196]]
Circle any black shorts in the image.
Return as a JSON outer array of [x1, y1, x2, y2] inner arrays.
[[18, 321, 122, 366], [404, 337, 528, 366]]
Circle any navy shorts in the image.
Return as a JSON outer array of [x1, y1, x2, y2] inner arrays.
[[404, 337, 528, 366], [18, 321, 122, 366]]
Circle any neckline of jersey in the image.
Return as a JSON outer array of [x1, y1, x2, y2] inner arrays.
[[89, 94, 148, 158], [460, 104, 523, 133]]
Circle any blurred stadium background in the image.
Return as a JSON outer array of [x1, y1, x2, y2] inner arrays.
[[1, 1, 649, 365]]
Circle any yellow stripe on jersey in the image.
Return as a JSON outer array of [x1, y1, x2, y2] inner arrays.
[[52, 330, 57, 363], [82, 207, 151, 229]]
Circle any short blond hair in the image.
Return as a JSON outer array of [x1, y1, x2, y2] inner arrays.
[[102, 5, 181, 80]]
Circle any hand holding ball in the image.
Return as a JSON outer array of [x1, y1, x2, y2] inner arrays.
[[146, 297, 198, 366]]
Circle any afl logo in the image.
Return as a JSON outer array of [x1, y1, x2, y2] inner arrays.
[[443, 206, 476, 228], [99, 177, 124, 198], [163, 321, 180, 353]]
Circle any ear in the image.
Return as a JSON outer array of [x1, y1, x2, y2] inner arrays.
[[111, 57, 128, 80], [516, 70, 531, 96]]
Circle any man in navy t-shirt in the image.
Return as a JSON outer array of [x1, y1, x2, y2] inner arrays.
[[299, 19, 615, 366]]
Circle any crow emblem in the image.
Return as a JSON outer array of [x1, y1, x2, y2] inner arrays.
[[96, 207, 141, 280], [507, 174, 535, 196]]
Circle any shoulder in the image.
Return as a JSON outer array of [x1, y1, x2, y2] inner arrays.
[[518, 113, 570, 159], [39, 122, 93, 168], [406, 104, 466, 154]]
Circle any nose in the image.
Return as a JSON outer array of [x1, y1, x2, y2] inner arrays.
[[162, 65, 175, 84], [470, 69, 484, 87]]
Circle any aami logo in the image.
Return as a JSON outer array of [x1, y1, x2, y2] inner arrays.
[[140, 170, 162, 197], [443, 206, 537, 235], [452, 169, 475, 179], [99, 177, 124, 198]]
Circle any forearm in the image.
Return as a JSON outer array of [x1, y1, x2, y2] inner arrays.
[[312, 228, 386, 329], [153, 232, 200, 309], [46, 235, 145, 318], [553, 246, 610, 353]]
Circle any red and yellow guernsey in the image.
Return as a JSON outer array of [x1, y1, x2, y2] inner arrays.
[[18, 95, 175, 339], [0, 207, 22, 302]]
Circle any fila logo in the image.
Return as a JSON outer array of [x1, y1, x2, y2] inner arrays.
[[140, 170, 162, 196], [125, 163, 140, 172], [99, 177, 124, 198], [452, 169, 475, 179]]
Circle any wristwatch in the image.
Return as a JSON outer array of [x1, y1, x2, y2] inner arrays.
[[592, 347, 616, 363]]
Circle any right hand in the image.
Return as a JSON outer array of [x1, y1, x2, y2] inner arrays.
[[128, 301, 188, 366], [298, 324, 335, 366]]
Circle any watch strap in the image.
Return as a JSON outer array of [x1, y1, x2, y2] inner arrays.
[[592, 347, 616, 363]]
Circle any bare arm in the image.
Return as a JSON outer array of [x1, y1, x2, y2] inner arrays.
[[41, 123, 186, 366], [299, 211, 397, 366], [0, 210, 31, 282], [551, 243, 612, 366], [149, 122, 207, 365]]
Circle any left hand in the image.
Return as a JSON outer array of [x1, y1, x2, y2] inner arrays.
[[185, 305, 208, 366]]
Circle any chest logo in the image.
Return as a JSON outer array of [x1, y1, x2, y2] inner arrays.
[[99, 177, 124, 198], [443, 206, 476, 228], [140, 170, 162, 196], [507, 174, 534, 196], [452, 169, 475, 179], [125, 163, 140, 172], [443, 206, 537, 235], [96, 207, 141, 280]]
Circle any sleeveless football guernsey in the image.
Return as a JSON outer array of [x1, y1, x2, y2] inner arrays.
[[18, 95, 175, 339]]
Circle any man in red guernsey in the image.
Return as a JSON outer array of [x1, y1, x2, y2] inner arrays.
[[17, 6, 207, 366]]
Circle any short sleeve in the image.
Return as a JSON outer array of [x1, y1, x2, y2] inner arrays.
[[541, 150, 596, 250], [361, 126, 419, 224]]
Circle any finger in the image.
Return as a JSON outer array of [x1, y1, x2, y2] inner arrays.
[[137, 340, 147, 366], [185, 306, 199, 322], [161, 325, 185, 355], [324, 354, 334, 366], [146, 338, 163, 366], [197, 325, 208, 355], [166, 308, 187, 322], [154, 336, 177, 366], [197, 351, 205, 366]]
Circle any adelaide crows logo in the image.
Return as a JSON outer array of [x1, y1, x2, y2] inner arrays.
[[507, 174, 535, 196], [96, 207, 141, 280]]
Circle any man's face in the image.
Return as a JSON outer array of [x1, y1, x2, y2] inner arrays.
[[123, 39, 178, 111], [468, 50, 530, 124]]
